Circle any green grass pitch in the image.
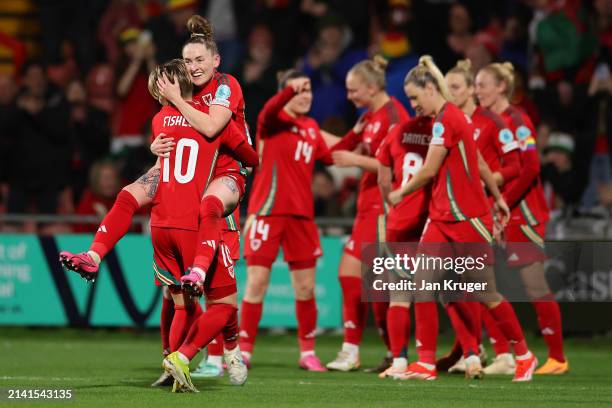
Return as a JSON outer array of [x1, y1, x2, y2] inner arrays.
[[2, 328, 611, 408]]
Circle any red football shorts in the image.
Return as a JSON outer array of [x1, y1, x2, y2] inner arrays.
[[344, 213, 386, 259], [222, 229, 240, 261], [151, 227, 236, 299], [243, 215, 322, 270], [418, 215, 494, 263], [504, 223, 546, 267], [386, 215, 427, 243]]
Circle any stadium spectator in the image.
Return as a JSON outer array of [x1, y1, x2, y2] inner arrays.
[[236, 24, 280, 137], [0, 72, 19, 213], [144, 0, 196, 64], [541, 132, 576, 209], [112, 27, 158, 180], [73, 160, 121, 233], [203, 0, 243, 73], [7, 61, 72, 216], [299, 15, 368, 126], [98, 0, 156, 65], [312, 167, 341, 217], [65, 78, 111, 201], [34, 0, 105, 76]]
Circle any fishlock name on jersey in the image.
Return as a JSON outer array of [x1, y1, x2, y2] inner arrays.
[[163, 115, 192, 128], [402, 133, 431, 145]]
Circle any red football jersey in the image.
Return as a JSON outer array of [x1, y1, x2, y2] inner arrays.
[[247, 87, 332, 219], [331, 97, 409, 216], [193, 71, 252, 231], [150, 105, 235, 230], [501, 106, 550, 226], [429, 102, 490, 221], [376, 116, 432, 230], [472, 106, 521, 192]]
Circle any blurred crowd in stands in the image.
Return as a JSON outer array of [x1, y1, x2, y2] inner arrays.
[[0, 0, 610, 234]]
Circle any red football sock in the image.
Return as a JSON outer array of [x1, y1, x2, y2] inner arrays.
[[415, 302, 438, 365], [169, 302, 202, 352], [339, 276, 368, 345], [160, 295, 174, 353], [239, 301, 263, 353], [481, 303, 510, 354], [207, 335, 224, 356], [296, 298, 317, 352], [532, 295, 565, 362], [488, 300, 528, 356], [457, 302, 482, 346], [222, 309, 239, 351], [90, 190, 139, 259], [387, 305, 410, 358], [372, 301, 390, 351], [170, 305, 188, 352], [179, 303, 236, 360], [446, 303, 478, 358], [193, 196, 224, 271]]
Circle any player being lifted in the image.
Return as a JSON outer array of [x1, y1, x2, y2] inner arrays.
[[325, 56, 410, 373], [389, 56, 537, 382], [239, 70, 333, 371], [60, 15, 255, 379], [475, 62, 567, 375]]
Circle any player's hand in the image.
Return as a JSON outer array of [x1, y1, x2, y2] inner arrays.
[[388, 189, 403, 206], [332, 150, 359, 167], [494, 197, 510, 227], [353, 113, 367, 134], [151, 133, 175, 157], [493, 216, 505, 246], [157, 73, 181, 103], [287, 77, 310, 94]]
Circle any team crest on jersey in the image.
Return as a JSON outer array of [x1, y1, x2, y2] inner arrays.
[[365, 121, 381, 135], [516, 125, 531, 140], [499, 129, 514, 144], [432, 122, 445, 139], [308, 128, 316, 140], [250, 238, 262, 251], [201, 93, 212, 106]]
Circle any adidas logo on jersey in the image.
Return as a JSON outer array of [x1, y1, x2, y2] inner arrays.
[[490, 337, 497, 344], [416, 339, 423, 348], [239, 330, 249, 339], [97, 225, 107, 233], [344, 320, 356, 329]]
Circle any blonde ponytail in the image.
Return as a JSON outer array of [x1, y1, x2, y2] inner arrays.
[[348, 55, 388, 90], [447, 58, 475, 87], [405, 55, 452, 100], [481, 62, 515, 98]]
